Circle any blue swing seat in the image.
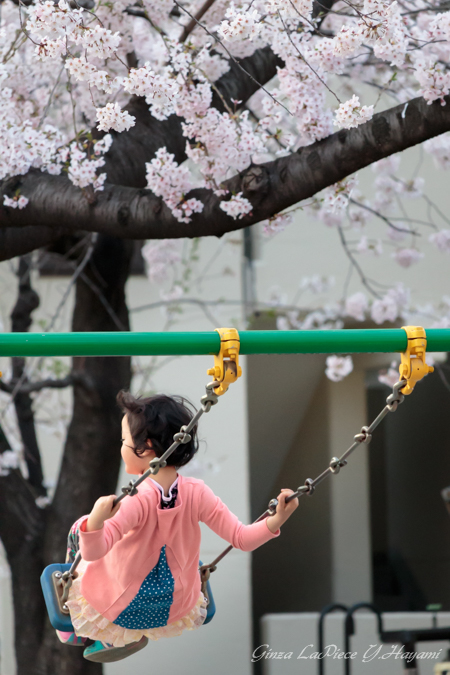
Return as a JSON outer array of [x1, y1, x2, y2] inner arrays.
[[41, 559, 216, 632]]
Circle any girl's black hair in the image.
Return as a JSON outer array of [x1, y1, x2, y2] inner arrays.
[[117, 390, 199, 468]]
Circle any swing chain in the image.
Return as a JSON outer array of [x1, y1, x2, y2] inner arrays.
[[122, 482, 139, 497], [201, 377, 414, 581], [285, 379, 407, 503]]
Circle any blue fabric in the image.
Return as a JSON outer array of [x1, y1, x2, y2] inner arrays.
[[113, 545, 175, 630]]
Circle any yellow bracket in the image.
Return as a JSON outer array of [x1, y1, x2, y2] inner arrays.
[[207, 328, 242, 396], [399, 326, 434, 395]]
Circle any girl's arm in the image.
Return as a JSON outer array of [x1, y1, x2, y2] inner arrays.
[[198, 484, 298, 551], [79, 494, 145, 561]]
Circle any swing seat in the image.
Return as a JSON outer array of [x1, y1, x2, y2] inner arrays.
[[41, 560, 216, 632], [41, 563, 75, 632]]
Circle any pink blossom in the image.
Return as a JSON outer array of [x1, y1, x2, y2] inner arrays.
[[218, 4, 261, 42], [219, 193, 253, 220], [141, 240, 182, 284], [429, 230, 450, 253], [424, 135, 450, 169], [145, 148, 203, 223], [262, 212, 292, 237], [96, 103, 135, 133], [325, 355, 353, 382], [371, 295, 398, 324], [392, 248, 423, 268], [3, 195, 28, 209], [378, 361, 399, 387], [345, 292, 368, 321], [334, 96, 374, 130]]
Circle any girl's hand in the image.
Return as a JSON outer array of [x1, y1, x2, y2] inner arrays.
[[86, 495, 120, 532], [266, 489, 299, 534]]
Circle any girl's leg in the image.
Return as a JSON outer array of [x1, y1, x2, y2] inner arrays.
[[57, 516, 89, 647]]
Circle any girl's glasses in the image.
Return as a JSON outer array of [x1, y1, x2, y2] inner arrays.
[[121, 439, 136, 451]]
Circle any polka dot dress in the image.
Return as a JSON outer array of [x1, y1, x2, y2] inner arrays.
[[113, 545, 175, 629]]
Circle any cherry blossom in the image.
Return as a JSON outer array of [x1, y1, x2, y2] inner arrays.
[[123, 65, 178, 120], [371, 295, 398, 324], [96, 103, 136, 133], [219, 192, 253, 219], [218, 4, 262, 42], [334, 95, 374, 130], [424, 135, 450, 170], [145, 148, 204, 223], [325, 355, 354, 382], [378, 360, 400, 387], [3, 195, 29, 209], [345, 292, 368, 321], [261, 212, 292, 237], [392, 248, 423, 268], [141, 239, 182, 283], [429, 230, 450, 253]]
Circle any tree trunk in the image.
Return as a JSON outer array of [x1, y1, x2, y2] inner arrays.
[[11, 256, 47, 497], [33, 234, 133, 675]]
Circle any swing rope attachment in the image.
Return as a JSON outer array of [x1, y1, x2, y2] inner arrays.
[[399, 325, 434, 395], [207, 328, 242, 397], [199, 326, 434, 580]]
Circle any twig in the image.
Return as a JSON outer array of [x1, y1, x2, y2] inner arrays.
[[277, 9, 341, 104], [349, 198, 420, 236], [337, 226, 382, 298]]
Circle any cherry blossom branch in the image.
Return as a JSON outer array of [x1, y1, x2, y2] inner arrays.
[[172, 0, 293, 115], [179, 0, 217, 42], [3, 94, 450, 249]]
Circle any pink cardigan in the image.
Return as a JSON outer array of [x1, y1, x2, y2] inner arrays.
[[79, 474, 280, 624]]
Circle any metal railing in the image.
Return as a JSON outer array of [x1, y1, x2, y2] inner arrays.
[[0, 328, 450, 357]]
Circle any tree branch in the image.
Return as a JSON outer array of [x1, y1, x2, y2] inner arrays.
[[2, 95, 450, 243], [0, 225, 69, 261], [0, 372, 91, 395]]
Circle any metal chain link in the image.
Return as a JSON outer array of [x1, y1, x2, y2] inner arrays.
[[200, 379, 407, 578]]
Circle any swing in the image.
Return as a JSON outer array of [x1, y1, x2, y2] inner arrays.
[[40, 326, 433, 644]]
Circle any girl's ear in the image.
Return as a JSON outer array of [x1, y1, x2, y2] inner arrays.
[[141, 440, 155, 458]]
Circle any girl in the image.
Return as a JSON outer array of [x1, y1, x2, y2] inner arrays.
[[57, 390, 299, 662]]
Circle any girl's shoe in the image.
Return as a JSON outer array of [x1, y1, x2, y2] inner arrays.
[[56, 630, 88, 646], [83, 636, 148, 663]]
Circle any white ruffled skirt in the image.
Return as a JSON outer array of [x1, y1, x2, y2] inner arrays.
[[66, 559, 208, 647]]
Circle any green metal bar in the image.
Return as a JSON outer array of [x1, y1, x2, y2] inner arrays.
[[0, 329, 449, 357], [0, 332, 220, 357]]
